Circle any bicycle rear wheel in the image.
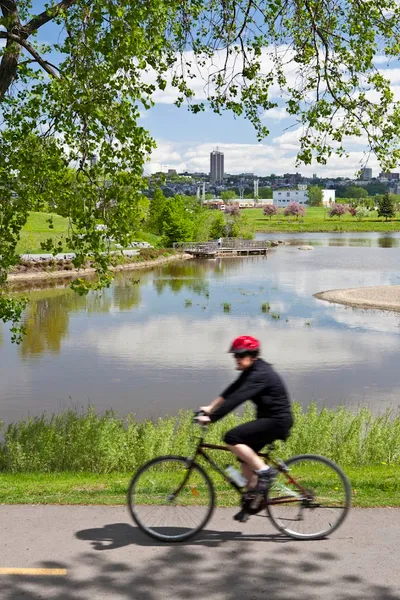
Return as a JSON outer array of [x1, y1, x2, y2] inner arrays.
[[266, 454, 351, 540], [127, 455, 215, 542]]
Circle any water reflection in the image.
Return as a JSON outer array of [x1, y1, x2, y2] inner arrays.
[[21, 290, 84, 357], [377, 236, 398, 248], [258, 232, 400, 248], [1, 232, 400, 423], [20, 278, 143, 357]]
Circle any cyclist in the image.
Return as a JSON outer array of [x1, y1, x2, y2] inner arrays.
[[198, 335, 293, 522]]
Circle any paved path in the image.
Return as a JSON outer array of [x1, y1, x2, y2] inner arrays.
[[0, 506, 399, 599]]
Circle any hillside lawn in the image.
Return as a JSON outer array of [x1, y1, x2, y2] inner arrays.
[[15, 212, 160, 255], [243, 206, 400, 233]]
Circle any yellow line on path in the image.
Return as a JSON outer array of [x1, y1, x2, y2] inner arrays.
[[0, 568, 67, 576]]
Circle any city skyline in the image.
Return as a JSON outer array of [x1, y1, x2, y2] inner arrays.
[[146, 137, 390, 180]]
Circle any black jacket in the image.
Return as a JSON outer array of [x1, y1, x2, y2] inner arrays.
[[209, 358, 293, 424]]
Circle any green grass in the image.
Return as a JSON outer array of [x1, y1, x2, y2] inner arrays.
[[243, 207, 400, 232], [15, 211, 163, 255], [0, 467, 399, 507], [2, 403, 400, 473], [1, 403, 400, 506], [16, 212, 70, 254]]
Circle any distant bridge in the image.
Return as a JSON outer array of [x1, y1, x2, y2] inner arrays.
[[173, 238, 269, 258]]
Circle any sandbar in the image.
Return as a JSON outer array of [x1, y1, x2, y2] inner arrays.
[[314, 285, 400, 313]]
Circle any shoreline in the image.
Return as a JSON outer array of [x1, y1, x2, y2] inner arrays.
[[7, 253, 193, 285], [314, 285, 400, 313], [254, 227, 400, 233]]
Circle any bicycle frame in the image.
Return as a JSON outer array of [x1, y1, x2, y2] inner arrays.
[[179, 431, 309, 505]]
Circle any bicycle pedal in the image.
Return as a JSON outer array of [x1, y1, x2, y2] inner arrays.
[[233, 509, 250, 523]]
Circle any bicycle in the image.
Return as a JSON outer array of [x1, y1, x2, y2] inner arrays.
[[127, 412, 351, 543]]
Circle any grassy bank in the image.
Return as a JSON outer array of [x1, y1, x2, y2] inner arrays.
[[15, 212, 161, 255], [0, 404, 400, 506], [16, 212, 70, 254], [243, 207, 400, 233]]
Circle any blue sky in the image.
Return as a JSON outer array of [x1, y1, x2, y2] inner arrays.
[[3, 1, 400, 178]]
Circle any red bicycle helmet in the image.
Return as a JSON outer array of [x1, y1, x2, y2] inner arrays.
[[229, 335, 260, 355]]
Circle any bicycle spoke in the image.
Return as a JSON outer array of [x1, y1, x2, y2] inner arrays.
[[127, 456, 214, 542], [267, 455, 351, 540]]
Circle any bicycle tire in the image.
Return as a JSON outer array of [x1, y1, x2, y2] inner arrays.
[[266, 454, 351, 540], [127, 455, 215, 542]]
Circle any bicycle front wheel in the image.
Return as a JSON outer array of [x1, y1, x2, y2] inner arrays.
[[127, 455, 215, 542], [266, 454, 351, 540]]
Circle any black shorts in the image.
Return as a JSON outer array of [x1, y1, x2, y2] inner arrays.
[[223, 418, 291, 453]]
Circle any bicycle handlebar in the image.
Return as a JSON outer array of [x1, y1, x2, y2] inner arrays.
[[193, 410, 209, 425]]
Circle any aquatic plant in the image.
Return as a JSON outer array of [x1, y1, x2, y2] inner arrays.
[[185, 299, 192, 307], [222, 302, 231, 312], [261, 302, 271, 313], [271, 312, 280, 319]]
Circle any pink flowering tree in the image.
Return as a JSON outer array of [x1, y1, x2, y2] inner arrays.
[[348, 206, 357, 217], [225, 205, 240, 216], [263, 204, 279, 219], [284, 202, 306, 219], [328, 203, 348, 218]]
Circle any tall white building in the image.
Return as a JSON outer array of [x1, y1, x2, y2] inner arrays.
[[210, 150, 224, 183]]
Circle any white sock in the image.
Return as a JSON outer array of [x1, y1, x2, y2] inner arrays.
[[255, 466, 270, 475]]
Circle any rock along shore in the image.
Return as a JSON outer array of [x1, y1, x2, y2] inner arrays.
[[7, 253, 193, 285]]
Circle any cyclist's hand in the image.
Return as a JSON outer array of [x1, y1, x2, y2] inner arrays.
[[200, 405, 212, 415], [197, 415, 211, 425]]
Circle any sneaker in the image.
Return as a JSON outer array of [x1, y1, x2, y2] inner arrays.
[[253, 468, 278, 493], [233, 508, 250, 523], [249, 468, 278, 510]]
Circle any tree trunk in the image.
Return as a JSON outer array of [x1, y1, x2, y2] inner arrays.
[[0, 0, 21, 99], [0, 38, 21, 99]]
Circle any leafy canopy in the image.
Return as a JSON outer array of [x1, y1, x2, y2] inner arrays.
[[2, 0, 400, 332]]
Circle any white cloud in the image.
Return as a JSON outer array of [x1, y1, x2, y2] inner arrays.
[[76, 314, 398, 372], [262, 107, 290, 121]]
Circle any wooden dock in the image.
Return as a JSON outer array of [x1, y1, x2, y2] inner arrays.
[[174, 239, 269, 258]]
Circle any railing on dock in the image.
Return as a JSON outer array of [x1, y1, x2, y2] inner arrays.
[[173, 238, 269, 255]]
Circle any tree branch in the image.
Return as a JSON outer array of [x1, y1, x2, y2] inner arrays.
[[0, 31, 60, 79], [0, 0, 18, 18], [25, 0, 79, 35]]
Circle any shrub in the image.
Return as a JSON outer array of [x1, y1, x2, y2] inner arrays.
[[329, 203, 348, 218], [283, 202, 305, 218], [356, 206, 370, 221], [224, 205, 240, 216], [263, 205, 279, 219]]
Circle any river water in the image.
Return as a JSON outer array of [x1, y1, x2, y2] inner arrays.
[[1, 232, 400, 424]]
